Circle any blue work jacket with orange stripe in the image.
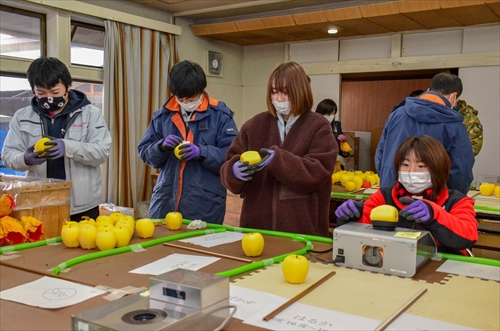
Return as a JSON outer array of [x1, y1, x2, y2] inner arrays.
[[138, 91, 238, 224]]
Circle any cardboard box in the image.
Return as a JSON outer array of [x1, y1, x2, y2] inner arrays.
[[1, 175, 71, 239], [99, 203, 136, 219]]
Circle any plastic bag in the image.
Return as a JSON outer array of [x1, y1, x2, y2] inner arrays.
[[339, 141, 352, 154]]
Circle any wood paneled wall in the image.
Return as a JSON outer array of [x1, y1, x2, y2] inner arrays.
[[340, 78, 432, 132]]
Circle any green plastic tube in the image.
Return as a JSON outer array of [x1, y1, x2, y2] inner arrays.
[[474, 205, 500, 213], [0, 237, 62, 254], [331, 192, 370, 200], [188, 220, 333, 244], [437, 252, 500, 267], [51, 228, 225, 275], [216, 234, 313, 277]]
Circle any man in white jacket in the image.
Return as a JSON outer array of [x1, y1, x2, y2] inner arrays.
[[2, 57, 111, 221]]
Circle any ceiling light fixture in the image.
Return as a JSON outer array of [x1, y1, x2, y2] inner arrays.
[[328, 29, 338, 34]]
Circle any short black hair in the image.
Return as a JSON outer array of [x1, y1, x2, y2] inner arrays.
[[168, 60, 207, 98], [409, 89, 424, 97], [429, 72, 463, 97], [27, 57, 72, 92], [315, 98, 337, 115]]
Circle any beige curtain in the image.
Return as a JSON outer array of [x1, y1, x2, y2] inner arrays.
[[102, 20, 177, 209]]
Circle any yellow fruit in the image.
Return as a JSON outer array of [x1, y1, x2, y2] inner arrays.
[[136, 218, 155, 238], [240, 151, 262, 165], [370, 205, 398, 222], [282, 254, 309, 284], [241, 232, 265, 257], [495, 186, 500, 198], [97, 224, 114, 232], [96, 229, 117, 251], [109, 213, 125, 225], [113, 226, 131, 247], [480, 183, 494, 196], [352, 175, 363, 188], [96, 215, 113, 225], [61, 224, 80, 248], [339, 174, 351, 187], [79, 224, 97, 249], [34, 137, 51, 155], [332, 173, 340, 183], [366, 174, 377, 185], [165, 212, 183, 230], [115, 220, 134, 238], [345, 181, 356, 192], [174, 144, 184, 160]]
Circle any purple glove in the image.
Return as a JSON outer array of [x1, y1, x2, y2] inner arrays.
[[24, 145, 46, 166], [161, 134, 183, 151], [338, 134, 346, 142], [399, 197, 432, 223], [178, 143, 201, 161], [252, 148, 275, 172], [232, 161, 254, 181], [43, 139, 66, 159], [335, 199, 364, 224]]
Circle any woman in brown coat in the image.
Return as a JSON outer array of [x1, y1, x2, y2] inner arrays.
[[220, 61, 338, 237]]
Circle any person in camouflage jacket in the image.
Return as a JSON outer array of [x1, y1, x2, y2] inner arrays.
[[455, 100, 483, 156]]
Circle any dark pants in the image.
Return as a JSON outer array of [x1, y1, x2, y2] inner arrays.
[[71, 206, 100, 222]]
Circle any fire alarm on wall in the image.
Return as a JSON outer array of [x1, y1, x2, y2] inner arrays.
[[206, 50, 223, 77]]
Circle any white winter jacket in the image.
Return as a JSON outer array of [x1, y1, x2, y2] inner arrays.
[[2, 103, 112, 215]]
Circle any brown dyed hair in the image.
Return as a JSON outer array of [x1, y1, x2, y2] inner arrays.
[[266, 61, 313, 117], [393, 135, 450, 200]]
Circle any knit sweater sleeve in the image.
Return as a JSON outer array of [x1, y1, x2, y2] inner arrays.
[[421, 196, 478, 250]]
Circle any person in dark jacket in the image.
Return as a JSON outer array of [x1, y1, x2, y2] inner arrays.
[[138, 60, 238, 224], [375, 72, 474, 194], [220, 62, 337, 237], [2, 57, 111, 221], [315, 99, 349, 158], [336, 135, 477, 255]]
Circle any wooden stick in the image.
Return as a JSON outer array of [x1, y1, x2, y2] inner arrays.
[[263, 271, 336, 321], [163, 243, 253, 263], [374, 288, 427, 331]]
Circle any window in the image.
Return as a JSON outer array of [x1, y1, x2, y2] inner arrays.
[[71, 21, 104, 67], [0, 75, 31, 175], [72, 81, 104, 113], [0, 5, 45, 60]]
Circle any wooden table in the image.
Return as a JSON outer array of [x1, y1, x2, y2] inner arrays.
[[1, 224, 498, 331]]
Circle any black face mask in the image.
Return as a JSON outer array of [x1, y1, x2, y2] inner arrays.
[[37, 94, 67, 111]]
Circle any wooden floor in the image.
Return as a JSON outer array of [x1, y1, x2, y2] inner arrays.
[[223, 191, 242, 227]]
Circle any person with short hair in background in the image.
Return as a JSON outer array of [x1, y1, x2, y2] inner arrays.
[[2, 57, 112, 221], [337, 135, 477, 256], [376, 72, 474, 195], [315, 98, 350, 159], [220, 61, 337, 237], [138, 60, 238, 224]]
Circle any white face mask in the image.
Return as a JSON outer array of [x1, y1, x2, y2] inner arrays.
[[398, 171, 432, 194], [176, 94, 203, 113], [272, 100, 290, 116], [324, 115, 335, 123]]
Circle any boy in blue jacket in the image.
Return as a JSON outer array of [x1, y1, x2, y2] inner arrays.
[[138, 60, 238, 224], [375, 72, 474, 195]]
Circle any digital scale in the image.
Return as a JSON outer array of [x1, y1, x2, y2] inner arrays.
[[333, 223, 437, 277], [72, 269, 230, 330]]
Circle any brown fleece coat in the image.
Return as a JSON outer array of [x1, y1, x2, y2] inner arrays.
[[220, 111, 337, 237]]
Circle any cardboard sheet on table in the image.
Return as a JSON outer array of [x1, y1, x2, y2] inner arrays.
[[232, 262, 499, 330]]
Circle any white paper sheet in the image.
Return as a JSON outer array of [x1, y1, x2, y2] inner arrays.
[[129, 253, 219, 275], [230, 285, 482, 331], [179, 231, 245, 248], [231, 285, 379, 330], [436, 260, 500, 281], [0, 277, 106, 309]]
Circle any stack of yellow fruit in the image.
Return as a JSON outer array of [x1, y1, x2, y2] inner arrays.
[[479, 183, 500, 198], [60, 213, 155, 251], [331, 170, 380, 192]]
